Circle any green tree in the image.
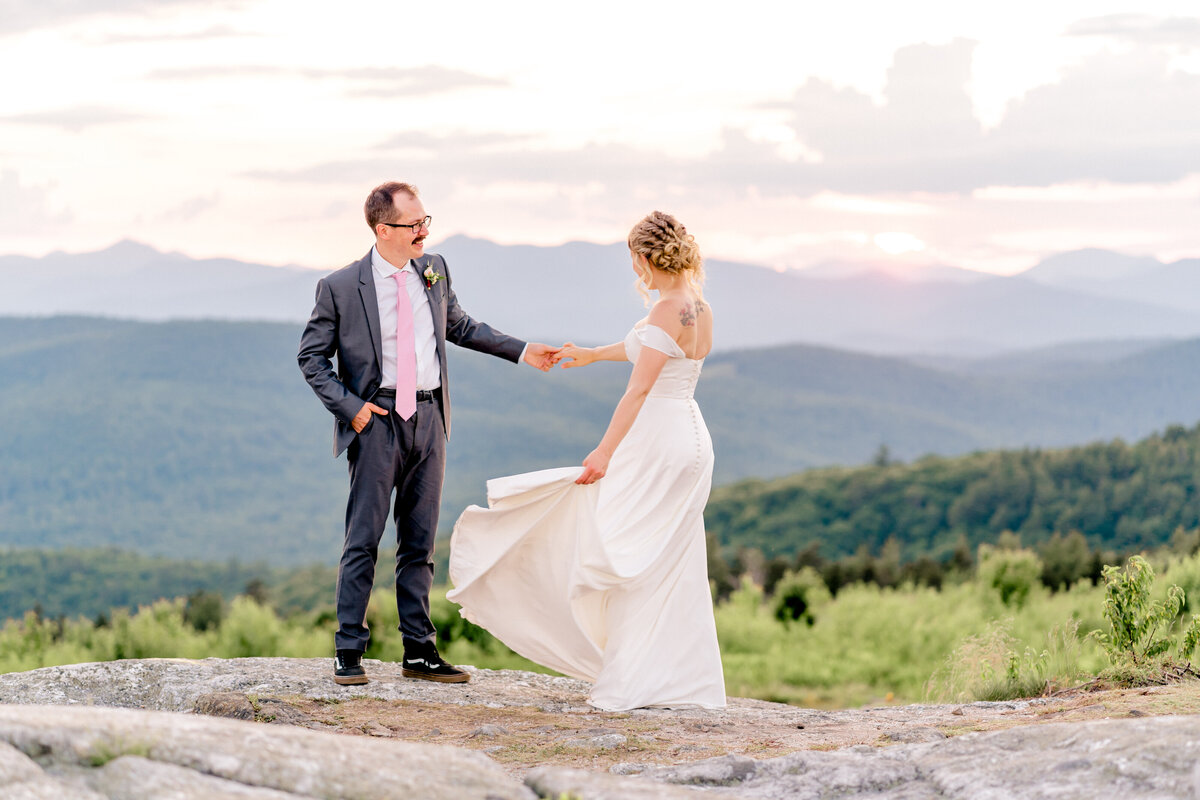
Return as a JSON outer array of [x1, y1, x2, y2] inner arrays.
[[182, 590, 224, 633], [772, 568, 831, 626], [1039, 531, 1094, 591], [977, 544, 1042, 608]]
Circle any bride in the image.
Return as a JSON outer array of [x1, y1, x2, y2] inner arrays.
[[447, 211, 725, 711]]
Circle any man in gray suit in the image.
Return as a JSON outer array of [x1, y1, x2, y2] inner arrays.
[[298, 181, 558, 685]]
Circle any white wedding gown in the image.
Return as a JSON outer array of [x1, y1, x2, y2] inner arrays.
[[447, 323, 726, 710]]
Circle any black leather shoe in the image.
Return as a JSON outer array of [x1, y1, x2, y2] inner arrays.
[[333, 649, 368, 685], [401, 642, 470, 683]]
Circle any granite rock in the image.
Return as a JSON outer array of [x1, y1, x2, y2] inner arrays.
[[0, 703, 534, 800], [5, 658, 1200, 799]]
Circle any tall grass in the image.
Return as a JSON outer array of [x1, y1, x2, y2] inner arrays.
[[8, 551, 1200, 708]]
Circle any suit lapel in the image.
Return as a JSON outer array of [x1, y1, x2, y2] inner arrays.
[[417, 252, 451, 436], [357, 253, 383, 372], [417, 254, 445, 330]]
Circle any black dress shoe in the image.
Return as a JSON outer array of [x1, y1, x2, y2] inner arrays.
[[333, 649, 368, 685], [401, 642, 470, 683]]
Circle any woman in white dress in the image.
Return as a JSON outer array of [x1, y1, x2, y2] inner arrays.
[[447, 211, 725, 711]]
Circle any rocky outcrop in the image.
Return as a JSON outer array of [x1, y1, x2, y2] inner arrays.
[[538, 718, 1200, 798], [0, 657, 592, 713], [0, 703, 534, 799], [0, 655, 1037, 740], [2, 658, 1200, 799]]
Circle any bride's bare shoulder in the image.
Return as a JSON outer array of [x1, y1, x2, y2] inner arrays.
[[648, 295, 685, 331], [649, 292, 708, 330]]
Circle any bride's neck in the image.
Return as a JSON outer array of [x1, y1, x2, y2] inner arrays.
[[649, 271, 687, 294]]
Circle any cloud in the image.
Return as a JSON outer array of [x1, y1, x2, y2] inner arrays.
[[0, 170, 71, 232], [147, 64, 506, 97], [157, 191, 221, 223], [95, 24, 253, 44], [335, 66, 506, 98], [242, 41, 1200, 198], [987, 49, 1200, 184], [0, 105, 151, 133], [146, 65, 285, 80], [759, 41, 1200, 193], [785, 39, 983, 164], [1065, 14, 1200, 47], [244, 135, 690, 192], [372, 130, 533, 152], [0, 0, 250, 36]]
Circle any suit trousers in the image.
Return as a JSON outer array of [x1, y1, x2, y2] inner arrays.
[[334, 391, 445, 653]]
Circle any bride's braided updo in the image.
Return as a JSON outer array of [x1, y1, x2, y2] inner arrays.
[[627, 211, 705, 303]]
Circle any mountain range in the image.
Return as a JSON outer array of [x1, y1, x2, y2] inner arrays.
[[5, 316, 1200, 566], [4, 239, 1200, 355]]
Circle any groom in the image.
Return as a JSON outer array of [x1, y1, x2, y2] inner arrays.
[[298, 181, 558, 685]]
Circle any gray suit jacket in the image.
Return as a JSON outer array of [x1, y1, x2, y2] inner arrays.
[[298, 250, 526, 456]]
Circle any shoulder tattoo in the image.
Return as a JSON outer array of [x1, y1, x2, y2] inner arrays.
[[679, 300, 705, 327]]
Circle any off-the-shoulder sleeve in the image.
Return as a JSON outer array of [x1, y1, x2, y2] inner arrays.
[[635, 324, 685, 357]]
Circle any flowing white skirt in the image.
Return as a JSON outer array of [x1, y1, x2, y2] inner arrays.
[[447, 396, 726, 711]]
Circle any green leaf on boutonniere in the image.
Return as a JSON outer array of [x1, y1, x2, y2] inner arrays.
[[422, 265, 443, 289]]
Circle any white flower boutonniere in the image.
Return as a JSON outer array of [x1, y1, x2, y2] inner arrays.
[[423, 265, 443, 289]]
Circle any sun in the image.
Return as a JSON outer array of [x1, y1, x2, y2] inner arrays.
[[874, 232, 926, 256]]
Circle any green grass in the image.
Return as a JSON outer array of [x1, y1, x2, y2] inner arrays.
[[10, 552, 1200, 708]]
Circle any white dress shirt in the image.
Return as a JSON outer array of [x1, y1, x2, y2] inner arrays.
[[372, 247, 441, 391]]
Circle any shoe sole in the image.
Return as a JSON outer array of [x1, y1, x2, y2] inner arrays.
[[333, 674, 369, 685], [402, 667, 470, 683]]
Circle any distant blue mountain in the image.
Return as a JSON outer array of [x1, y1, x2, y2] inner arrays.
[[1017, 248, 1200, 313], [4, 238, 1200, 354]]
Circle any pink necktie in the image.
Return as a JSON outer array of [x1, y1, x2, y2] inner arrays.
[[391, 270, 417, 420]]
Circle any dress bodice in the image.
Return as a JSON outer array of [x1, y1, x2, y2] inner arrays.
[[623, 324, 704, 399]]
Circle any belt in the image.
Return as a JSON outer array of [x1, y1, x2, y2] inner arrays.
[[374, 388, 438, 402]]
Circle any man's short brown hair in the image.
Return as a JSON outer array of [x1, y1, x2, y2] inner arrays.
[[364, 182, 419, 230]]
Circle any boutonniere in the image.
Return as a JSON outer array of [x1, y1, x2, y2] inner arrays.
[[423, 265, 443, 289]]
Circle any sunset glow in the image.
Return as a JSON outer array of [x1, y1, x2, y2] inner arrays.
[[0, 1, 1197, 276]]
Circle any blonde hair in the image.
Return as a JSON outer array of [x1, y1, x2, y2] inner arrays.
[[627, 211, 705, 305]]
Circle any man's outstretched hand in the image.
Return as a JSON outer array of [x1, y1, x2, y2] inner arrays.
[[351, 401, 388, 433], [524, 343, 562, 372]]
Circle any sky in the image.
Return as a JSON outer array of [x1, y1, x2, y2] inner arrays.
[[1, 0, 1198, 275]]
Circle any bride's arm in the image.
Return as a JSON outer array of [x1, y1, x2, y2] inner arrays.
[[576, 300, 684, 484], [576, 346, 669, 484], [557, 341, 626, 368]]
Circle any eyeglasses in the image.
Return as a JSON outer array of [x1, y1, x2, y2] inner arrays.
[[380, 216, 432, 233]]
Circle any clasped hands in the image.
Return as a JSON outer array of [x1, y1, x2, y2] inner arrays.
[[523, 342, 594, 371]]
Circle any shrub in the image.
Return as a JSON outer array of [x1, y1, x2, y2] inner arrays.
[[1092, 555, 1200, 678], [772, 568, 831, 626], [977, 544, 1042, 608], [1094, 556, 1180, 664]]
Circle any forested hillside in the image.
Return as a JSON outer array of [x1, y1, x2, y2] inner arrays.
[[0, 548, 274, 623], [5, 316, 1200, 566], [708, 423, 1200, 561]]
